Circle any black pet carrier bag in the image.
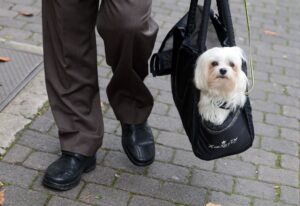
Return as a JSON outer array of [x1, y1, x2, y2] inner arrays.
[[150, 0, 254, 160]]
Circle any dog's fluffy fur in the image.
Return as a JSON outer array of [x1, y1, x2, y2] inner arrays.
[[194, 47, 248, 125]]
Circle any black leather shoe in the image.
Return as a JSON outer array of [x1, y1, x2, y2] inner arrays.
[[121, 122, 155, 166], [42, 151, 96, 191]]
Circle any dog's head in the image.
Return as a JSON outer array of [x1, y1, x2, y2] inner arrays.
[[194, 46, 248, 97]]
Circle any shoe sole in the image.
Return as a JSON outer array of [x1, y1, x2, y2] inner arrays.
[[122, 141, 155, 167], [42, 163, 96, 191]]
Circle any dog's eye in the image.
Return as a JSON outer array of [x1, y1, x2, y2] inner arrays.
[[211, 61, 218, 67], [229, 61, 235, 67]]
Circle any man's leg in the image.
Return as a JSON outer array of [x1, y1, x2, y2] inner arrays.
[[42, 0, 103, 157], [42, 0, 103, 190], [97, 0, 159, 124], [97, 0, 159, 166]]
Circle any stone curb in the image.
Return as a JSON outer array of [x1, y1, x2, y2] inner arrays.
[[0, 38, 47, 155]]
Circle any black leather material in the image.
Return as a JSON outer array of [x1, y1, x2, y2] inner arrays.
[[43, 151, 96, 191], [121, 122, 155, 166]]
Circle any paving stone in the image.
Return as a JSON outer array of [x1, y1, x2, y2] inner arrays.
[[261, 137, 298, 156], [43, 108, 54, 120], [82, 165, 116, 186], [258, 166, 298, 187], [156, 131, 192, 151], [254, 80, 284, 94], [25, 31, 42, 45], [97, 65, 111, 78], [215, 159, 257, 178], [271, 73, 300, 87], [115, 173, 160, 196], [48, 124, 58, 138], [0, 8, 18, 18], [167, 105, 180, 118], [23, 151, 58, 171], [32, 175, 85, 200], [18, 130, 60, 153], [103, 118, 120, 134], [286, 86, 300, 99], [2, 144, 32, 163], [173, 149, 215, 171], [254, 122, 279, 138], [255, 69, 270, 80], [129, 195, 175, 206], [249, 89, 267, 101], [5, 0, 36, 5], [191, 169, 234, 193], [0, 161, 38, 187], [30, 115, 54, 133], [4, 185, 48, 206], [79, 183, 130, 206], [157, 182, 207, 206], [254, 199, 295, 206], [11, 4, 41, 15], [252, 110, 264, 122], [23, 22, 42, 33], [152, 101, 169, 115], [147, 161, 190, 183], [240, 148, 277, 166], [103, 151, 146, 174], [235, 178, 276, 199], [0, 1, 15, 9], [280, 185, 300, 205], [281, 154, 299, 171], [96, 149, 106, 164], [251, 135, 261, 148], [145, 76, 171, 92], [47, 196, 91, 206], [0, 27, 32, 40], [268, 93, 299, 107], [207, 191, 251, 206], [155, 145, 174, 162], [0, 16, 26, 28], [252, 100, 279, 113], [148, 114, 183, 133], [282, 105, 300, 119], [102, 133, 122, 151], [265, 113, 299, 129], [280, 127, 300, 143]]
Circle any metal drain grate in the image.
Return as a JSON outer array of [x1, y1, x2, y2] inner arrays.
[[0, 47, 43, 111]]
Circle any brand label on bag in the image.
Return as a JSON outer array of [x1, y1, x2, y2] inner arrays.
[[208, 137, 238, 149]]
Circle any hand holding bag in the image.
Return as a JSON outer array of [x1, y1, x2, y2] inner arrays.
[[150, 0, 255, 160]]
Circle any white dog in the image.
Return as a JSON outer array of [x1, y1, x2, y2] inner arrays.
[[194, 47, 248, 125]]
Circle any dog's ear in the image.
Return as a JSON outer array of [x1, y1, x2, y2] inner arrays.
[[194, 54, 207, 90], [232, 46, 247, 62]]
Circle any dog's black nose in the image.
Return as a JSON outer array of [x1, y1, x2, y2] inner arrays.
[[219, 68, 227, 75]]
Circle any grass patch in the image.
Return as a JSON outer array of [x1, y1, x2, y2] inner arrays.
[[274, 184, 281, 202], [275, 154, 282, 168]]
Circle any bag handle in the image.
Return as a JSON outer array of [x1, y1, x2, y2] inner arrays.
[[216, 0, 236, 46], [185, 0, 211, 40], [185, 0, 236, 49], [197, 0, 212, 51], [185, 0, 200, 38]]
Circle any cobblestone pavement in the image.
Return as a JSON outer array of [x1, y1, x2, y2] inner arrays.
[[0, 0, 300, 205]]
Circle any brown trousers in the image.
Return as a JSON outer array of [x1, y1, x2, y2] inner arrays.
[[42, 0, 158, 156]]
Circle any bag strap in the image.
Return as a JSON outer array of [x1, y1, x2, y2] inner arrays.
[[185, 0, 212, 43], [186, 0, 236, 49], [185, 0, 200, 38], [197, 0, 212, 51], [216, 0, 236, 46]]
